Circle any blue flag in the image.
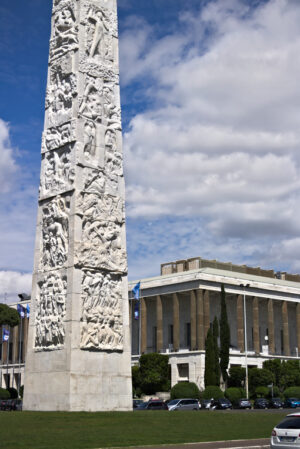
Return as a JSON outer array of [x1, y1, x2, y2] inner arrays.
[[26, 304, 30, 318], [3, 329, 10, 342], [17, 304, 25, 318], [132, 282, 140, 300]]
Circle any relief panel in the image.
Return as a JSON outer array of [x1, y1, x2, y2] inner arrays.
[[50, 2, 78, 61], [80, 270, 123, 351], [40, 145, 75, 198], [42, 120, 76, 153], [40, 195, 70, 271], [35, 271, 67, 350]]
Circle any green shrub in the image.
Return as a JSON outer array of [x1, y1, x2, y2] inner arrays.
[[7, 387, 18, 399], [171, 382, 200, 399], [255, 386, 269, 398], [225, 387, 245, 405], [19, 385, 24, 399], [268, 386, 280, 398], [139, 353, 170, 395], [283, 386, 300, 398], [0, 387, 10, 399], [202, 386, 224, 399], [228, 367, 246, 387]]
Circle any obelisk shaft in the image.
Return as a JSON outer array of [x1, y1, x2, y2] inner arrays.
[[23, 0, 132, 411]]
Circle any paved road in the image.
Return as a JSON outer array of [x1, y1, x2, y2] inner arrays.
[[117, 439, 270, 449]]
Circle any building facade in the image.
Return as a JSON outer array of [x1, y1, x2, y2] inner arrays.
[[1, 257, 300, 392], [129, 258, 300, 390]]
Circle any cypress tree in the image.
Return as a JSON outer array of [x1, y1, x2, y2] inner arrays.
[[220, 284, 230, 382], [212, 316, 220, 386], [205, 328, 217, 387]]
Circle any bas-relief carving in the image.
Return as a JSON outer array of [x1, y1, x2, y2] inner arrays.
[[40, 145, 75, 198], [46, 65, 77, 128], [50, 3, 78, 60], [42, 121, 76, 153], [35, 272, 67, 350], [80, 270, 123, 351], [40, 196, 69, 270], [77, 192, 124, 224], [75, 219, 127, 273]]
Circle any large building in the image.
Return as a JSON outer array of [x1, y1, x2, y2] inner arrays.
[[129, 257, 300, 389], [1, 257, 300, 391]]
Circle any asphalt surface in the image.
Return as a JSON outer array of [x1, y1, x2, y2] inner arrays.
[[104, 440, 270, 449]]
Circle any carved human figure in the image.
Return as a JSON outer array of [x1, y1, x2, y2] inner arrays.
[[79, 83, 102, 120], [83, 121, 96, 159]]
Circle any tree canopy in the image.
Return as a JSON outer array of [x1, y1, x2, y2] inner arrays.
[[0, 304, 20, 327]]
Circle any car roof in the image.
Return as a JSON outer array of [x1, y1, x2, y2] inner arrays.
[[287, 412, 300, 417]]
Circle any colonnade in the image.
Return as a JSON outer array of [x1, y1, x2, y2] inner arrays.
[[131, 290, 300, 357], [0, 318, 29, 365]]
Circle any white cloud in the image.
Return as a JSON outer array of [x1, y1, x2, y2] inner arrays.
[[0, 271, 32, 303], [0, 119, 18, 193], [121, 0, 300, 275]]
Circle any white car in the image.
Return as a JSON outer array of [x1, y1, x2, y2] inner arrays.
[[271, 412, 300, 448]]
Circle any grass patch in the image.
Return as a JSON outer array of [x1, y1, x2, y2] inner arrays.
[[0, 410, 285, 449]]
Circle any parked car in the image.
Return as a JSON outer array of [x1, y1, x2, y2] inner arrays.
[[212, 398, 232, 410], [269, 398, 284, 409], [135, 399, 168, 410], [254, 398, 269, 409], [271, 412, 300, 449], [133, 399, 144, 409], [0, 399, 22, 411], [237, 398, 252, 409], [284, 398, 300, 408], [200, 399, 211, 410], [167, 398, 200, 411]]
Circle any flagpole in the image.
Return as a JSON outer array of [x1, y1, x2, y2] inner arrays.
[[6, 326, 9, 388], [18, 316, 23, 397]]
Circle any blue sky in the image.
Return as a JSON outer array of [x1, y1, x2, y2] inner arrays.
[[1, 0, 300, 300]]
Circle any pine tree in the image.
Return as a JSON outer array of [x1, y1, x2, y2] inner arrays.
[[205, 328, 217, 387], [212, 316, 220, 386], [219, 284, 230, 382]]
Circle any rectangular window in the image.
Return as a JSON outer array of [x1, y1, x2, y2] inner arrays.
[[8, 342, 13, 363], [280, 330, 284, 353]]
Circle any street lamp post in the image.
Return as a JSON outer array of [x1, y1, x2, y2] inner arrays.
[[240, 283, 250, 399]]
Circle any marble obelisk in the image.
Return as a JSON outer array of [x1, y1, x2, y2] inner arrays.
[[23, 0, 132, 411]]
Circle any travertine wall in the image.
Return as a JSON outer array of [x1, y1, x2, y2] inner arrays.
[[23, 0, 132, 411]]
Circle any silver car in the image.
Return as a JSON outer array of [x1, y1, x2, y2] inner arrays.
[[271, 412, 300, 448], [168, 398, 200, 411]]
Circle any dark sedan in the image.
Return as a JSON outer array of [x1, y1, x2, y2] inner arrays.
[[135, 399, 168, 410], [212, 398, 232, 409], [269, 398, 284, 409], [254, 398, 269, 409]]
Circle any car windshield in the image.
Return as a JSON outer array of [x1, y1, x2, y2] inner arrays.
[[168, 400, 180, 406], [277, 417, 300, 429]]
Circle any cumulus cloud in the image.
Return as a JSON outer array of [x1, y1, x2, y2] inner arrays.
[[0, 119, 18, 192], [0, 271, 32, 304], [120, 0, 300, 275]]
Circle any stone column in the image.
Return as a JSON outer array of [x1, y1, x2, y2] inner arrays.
[[190, 290, 196, 350], [297, 303, 300, 356], [203, 290, 210, 339], [173, 293, 180, 351], [237, 294, 244, 352], [196, 289, 204, 350], [12, 325, 19, 364], [253, 297, 260, 354], [282, 301, 290, 356], [141, 297, 147, 354], [268, 299, 275, 354], [156, 295, 163, 353]]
